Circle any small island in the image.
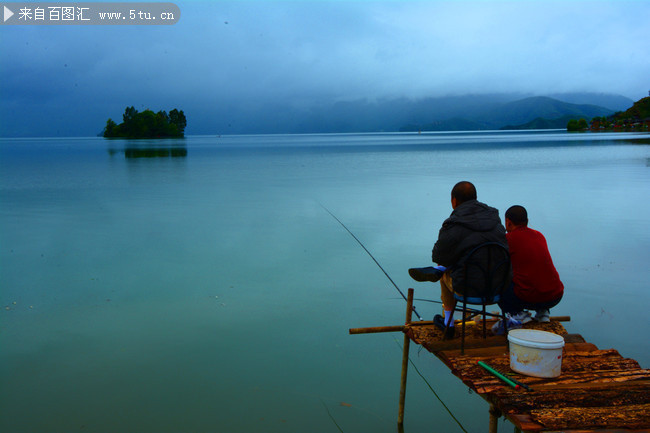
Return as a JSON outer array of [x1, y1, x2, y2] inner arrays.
[[567, 96, 650, 132], [103, 106, 186, 138]]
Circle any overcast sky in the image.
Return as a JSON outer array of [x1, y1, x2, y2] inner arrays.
[[1, 0, 648, 136]]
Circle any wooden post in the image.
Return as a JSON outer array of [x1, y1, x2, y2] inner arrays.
[[397, 288, 414, 428], [489, 403, 502, 433]]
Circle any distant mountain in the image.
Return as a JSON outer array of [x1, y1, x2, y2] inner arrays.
[[510, 96, 649, 131], [487, 96, 613, 126], [205, 91, 630, 134], [615, 96, 650, 120], [401, 96, 615, 132], [293, 93, 524, 133], [401, 117, 487, 132], [570, 96, 650, 131], [500, 115, 578, 130], [548, 92, 634, 111]]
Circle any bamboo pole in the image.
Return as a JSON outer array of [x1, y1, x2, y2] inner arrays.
[[349, 325, 405, 334], [397, 288, 414, 428], [488, 404, 501, 433], [349, 316, 571, 335]]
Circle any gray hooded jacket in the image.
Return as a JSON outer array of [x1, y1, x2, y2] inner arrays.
[[432, 199, 508, 294]]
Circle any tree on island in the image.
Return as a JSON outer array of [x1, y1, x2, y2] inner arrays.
[[103, 106, 186, 138]]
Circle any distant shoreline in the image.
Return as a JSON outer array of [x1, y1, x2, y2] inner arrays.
[[567, 96, 650, 132]]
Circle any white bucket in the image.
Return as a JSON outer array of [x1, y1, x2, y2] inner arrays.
[[507, 329, 565, 378]]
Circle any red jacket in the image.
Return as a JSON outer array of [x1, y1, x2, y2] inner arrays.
[[506, 227, 564, 303]]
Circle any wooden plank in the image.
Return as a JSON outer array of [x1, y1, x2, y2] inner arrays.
[[532, 369, 650, 387], [439, 345, 510, 359], [527, 379, 650, 391], [434, 347, 510, 375], [431, 335, 592, 358], [562, 333, 586, 344], [479, 316, 571, 323], [561, 356, 642, 373], [404, 322, 564, 346], [564, 348, 623, 359], [449, 349, 644, 375], [504, 413, 650, 433], [564, 342, 599, 352], [494, 383, 650, 412], [507, 413, 544, 432], [421, 335, 508, 352], [546, 430, 650, 433], [473, 367, 649, 394], [432, 348, 650, 394], [530, 403, 650, 430]]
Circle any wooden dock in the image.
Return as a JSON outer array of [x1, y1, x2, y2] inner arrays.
[[351, 289, 650, 432]]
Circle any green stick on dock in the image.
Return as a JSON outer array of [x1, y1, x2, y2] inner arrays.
[[477, 361, 520, 390]]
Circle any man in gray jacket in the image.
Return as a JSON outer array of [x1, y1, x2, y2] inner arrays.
[[427, 181, 509, 338]]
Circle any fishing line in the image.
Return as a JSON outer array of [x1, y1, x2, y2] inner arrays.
[[384, 295, 500, 319], [321, 399, 346, 433], [322, 204, 466, 431], [412, 298, 502, 319], [321, 204, 423, 321]]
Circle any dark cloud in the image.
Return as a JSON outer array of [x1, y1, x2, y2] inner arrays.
[[1, 1, 648, 136]]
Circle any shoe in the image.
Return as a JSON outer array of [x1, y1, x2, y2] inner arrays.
[[433, 314, 455, 339], [491, 317, 523, 335], [433, 314, 446, 330], [510, 311, 533, 324], [534, 309, 550, 323], [408, 266, 444, 283], [491, 320, 503, 335]]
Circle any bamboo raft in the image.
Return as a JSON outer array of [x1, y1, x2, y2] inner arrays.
[[350, 289, 650, 432]]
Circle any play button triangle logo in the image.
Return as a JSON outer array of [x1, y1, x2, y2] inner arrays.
[[4, 5, 14, 22]]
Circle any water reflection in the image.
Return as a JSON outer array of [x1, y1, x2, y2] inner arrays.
[[107, 142, 188, 159], [124, 147, 187, 158]]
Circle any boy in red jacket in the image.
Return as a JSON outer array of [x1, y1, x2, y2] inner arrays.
[[499, 205, 564, 322]]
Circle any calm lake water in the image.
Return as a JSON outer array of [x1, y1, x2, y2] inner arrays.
[[1, 131, 649, 433]]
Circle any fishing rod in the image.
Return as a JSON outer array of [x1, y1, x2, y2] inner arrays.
[[321, 204, 423, 321]]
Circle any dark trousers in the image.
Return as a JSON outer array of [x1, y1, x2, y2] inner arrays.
[[498, 283, 562, 314]]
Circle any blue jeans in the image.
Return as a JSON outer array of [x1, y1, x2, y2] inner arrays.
[[498, 283, 562, 314]]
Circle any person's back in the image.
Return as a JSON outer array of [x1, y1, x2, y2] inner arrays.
[[410, 181, 509, 338], [500, 205, 564, 323], [507, 226, 563, 303], [433, 198, 508, 294]]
